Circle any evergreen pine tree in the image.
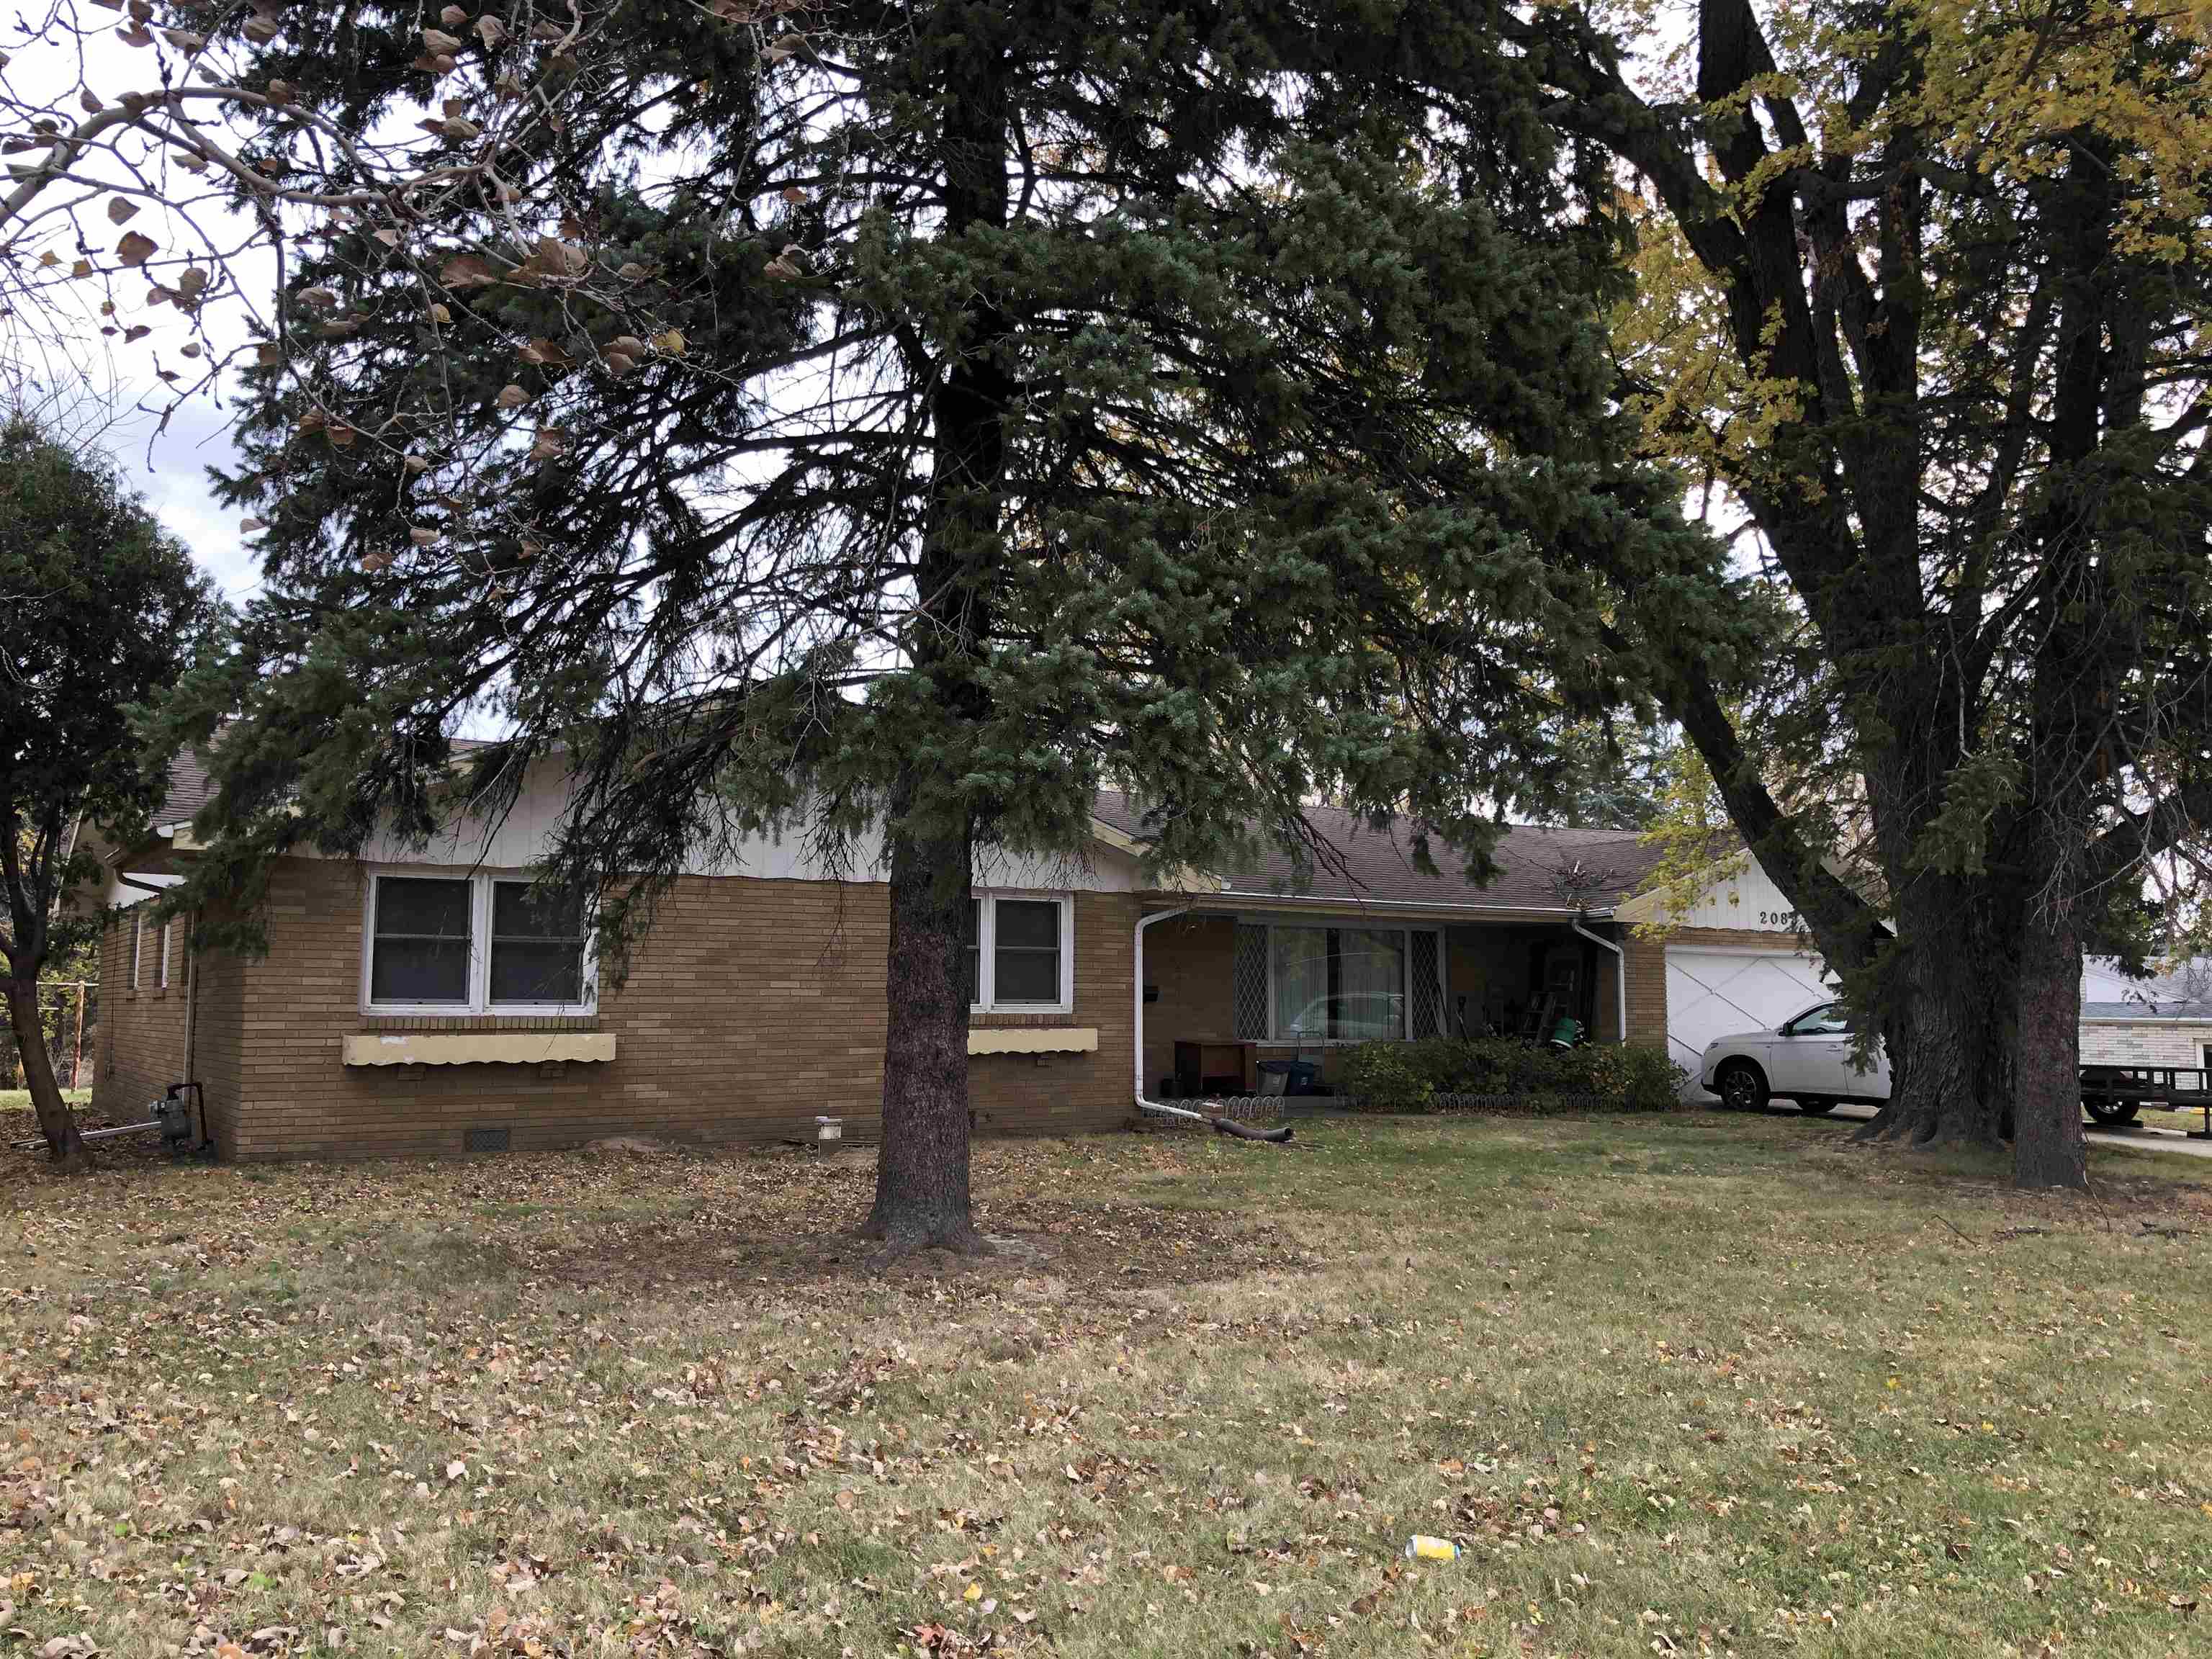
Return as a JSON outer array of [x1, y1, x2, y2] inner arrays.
[[105, 1, 1718, 1245]]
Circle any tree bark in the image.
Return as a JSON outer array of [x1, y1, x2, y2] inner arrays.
[[855, 27, 1012, 1259], [7, 975, 89, 1172], [2010, 914, 2086, 1189], [863, 786, 984, 1255], [1861, 881, 2010, 1148]]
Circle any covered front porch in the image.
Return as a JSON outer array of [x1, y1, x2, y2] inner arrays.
[[1137, 903, 1627, 1097]]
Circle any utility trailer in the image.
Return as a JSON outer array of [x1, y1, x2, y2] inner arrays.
[[2078, 1066, 2212, 1138]]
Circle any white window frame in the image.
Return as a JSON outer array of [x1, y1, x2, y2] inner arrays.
[[360, 867, 599, 1017], [1238, 915, 1446, 1044], [968, 890, 1075, 1016], [157, 919, 172, 990], [130, 910, 143, 991]]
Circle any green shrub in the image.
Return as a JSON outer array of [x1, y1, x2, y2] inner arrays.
[[1570, 1043, 1688, 1112], [1338, 1043, 1436, 1113], [1339, 1037, 1687, 1113]]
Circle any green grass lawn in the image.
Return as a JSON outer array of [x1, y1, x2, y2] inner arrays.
[[0, 1088, 91, 1112], [2, 1111, 2208, 1658]]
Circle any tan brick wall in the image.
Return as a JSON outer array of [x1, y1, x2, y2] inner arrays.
[[178, 858, 1141, 1160], [1623, 933, 1668, 1052], [1591, 929, 1622, 1044], [193, 946, 248, 1158], [972, 891, 1139, 1136], [91, 908, 191, 1120], [1138, 914, 1237, 1091]]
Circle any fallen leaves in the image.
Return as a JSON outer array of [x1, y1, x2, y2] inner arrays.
[[3, 1117, 2211, 1659]]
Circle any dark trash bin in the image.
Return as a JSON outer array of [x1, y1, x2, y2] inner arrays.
[[1257, 1059, 1321, 1097]]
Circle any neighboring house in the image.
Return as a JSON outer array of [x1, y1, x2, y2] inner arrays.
[[2080, 957, 2212, 1070], [85, 752, 1828, 1159]]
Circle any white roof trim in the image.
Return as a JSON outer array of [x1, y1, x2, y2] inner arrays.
[[1187, 891, 1614, 923]]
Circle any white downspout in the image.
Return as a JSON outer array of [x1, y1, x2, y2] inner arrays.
[[1133, 905, 1199, 1120], [1572, 917, 1628, 1044]]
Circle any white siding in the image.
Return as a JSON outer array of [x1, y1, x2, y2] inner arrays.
[[1624, 856, 1814, 933]]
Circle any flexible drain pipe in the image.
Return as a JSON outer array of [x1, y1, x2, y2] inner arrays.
[[1133, 905, 1290, 1143], [1571, 917, 1629, 1044]]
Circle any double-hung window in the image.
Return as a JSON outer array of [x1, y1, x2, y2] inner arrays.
[[965, 893, 1072, 1014], [364, 871, 596, 1015]]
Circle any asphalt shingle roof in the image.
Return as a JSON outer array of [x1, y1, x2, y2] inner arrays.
[[153, 757, 1660, 913], [2081, 956, 2212, 1021], [154, 748, 217, 828], [1095, 789, 1660, 912]]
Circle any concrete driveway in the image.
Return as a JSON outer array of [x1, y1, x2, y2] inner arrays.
[[1706, 1095, 2212, 1162]]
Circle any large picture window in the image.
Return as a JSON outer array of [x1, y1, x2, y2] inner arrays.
[[364, 871, 596, 1015], [965, 893, 1073, 1013], [1235, 920, 1443, 1042]]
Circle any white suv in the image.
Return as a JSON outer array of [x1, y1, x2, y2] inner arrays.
[[1699, 1000, 1892, 1115]]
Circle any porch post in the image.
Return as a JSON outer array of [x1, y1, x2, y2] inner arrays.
[[1133, 906, 1190, 1106], [1572, 917, 1628, 1043]]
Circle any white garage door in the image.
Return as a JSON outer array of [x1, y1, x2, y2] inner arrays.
[[1665, 947, 1833, 1094]]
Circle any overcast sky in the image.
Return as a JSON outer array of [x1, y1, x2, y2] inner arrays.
[[115, 402, 261, 600], [4, 14, 285, 606]]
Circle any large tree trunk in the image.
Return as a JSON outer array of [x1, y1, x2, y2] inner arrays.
[[864, 783, 984, 1255], [1858, 877, 2010, 1148], [7, 976, 89, 1172], [856, 29, 1011, 1260], [2010, 914, 2086, 1189]]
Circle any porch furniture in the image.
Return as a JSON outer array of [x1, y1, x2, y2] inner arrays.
[[1174, 1038, 1256, 1098]]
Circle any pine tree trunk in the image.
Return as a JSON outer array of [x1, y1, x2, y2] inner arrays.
[[863, 783, 984, 1256], [855, 30, 1009, 1262], [7, 976, 89, 1172]]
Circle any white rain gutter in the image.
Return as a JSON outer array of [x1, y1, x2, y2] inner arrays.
[[1208, 891, 1615, 922], [1133, 905, 1195, 1122], [1572, 917, 1628, 1045]]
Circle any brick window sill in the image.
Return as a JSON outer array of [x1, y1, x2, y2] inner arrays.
[[360, 1012, 601, 1033]]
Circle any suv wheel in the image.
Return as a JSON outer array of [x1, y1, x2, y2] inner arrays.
[[1716, 1060, 1768, 1112]]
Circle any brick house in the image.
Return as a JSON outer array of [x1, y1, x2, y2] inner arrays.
[[86, 753, 1835, 1160], [2079, 958, 2212, 1071]]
